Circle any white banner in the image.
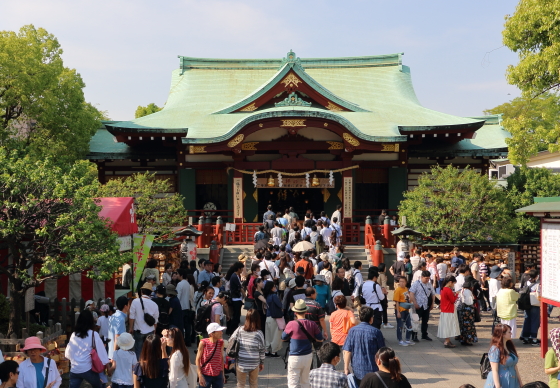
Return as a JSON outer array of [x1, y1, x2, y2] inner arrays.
[[541, 222, 560, 303], [117, 236, 132, 251]]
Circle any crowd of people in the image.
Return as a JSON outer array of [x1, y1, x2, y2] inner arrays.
[[0, 209, 558, 388]]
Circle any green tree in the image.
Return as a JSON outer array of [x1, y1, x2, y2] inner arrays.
[[0, 149, 130, 337], [97, 172, 185, 239], [398, 165, 517, 243], [501, 1, 560, 165], [135, 103, 163, 118], [506, 167, 560, 240], [0, 25, 103, 164], [484, 93, 560, 165]]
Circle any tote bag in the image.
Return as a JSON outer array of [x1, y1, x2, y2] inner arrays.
[[90, 332, 105, 373]]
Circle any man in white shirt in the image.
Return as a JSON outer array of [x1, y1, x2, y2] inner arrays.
[[470, 254, 481, 282], [129, 283, 159, 358], [360, 268, 388, 329], [331, 205, 342, 226], [176, 269, 192, 346], [320, 223, 332, 244], [331, 218, 342, 244], [454, 265, 468, 292], [410, 249, 423, 271], [488, 265, 503, 310], [351, 261, 364, 301], [260, 253, 279, 281], [270, 222, 284, 246]]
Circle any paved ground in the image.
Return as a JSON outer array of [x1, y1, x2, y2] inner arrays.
[[210, 292, 560, 388]]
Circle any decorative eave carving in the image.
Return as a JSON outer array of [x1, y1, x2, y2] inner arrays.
[[343, 133, 360, 146], [381, 143, 400, 152], [327, 141, 344, 150], [189, 145, 207, 154], [241, 142, 259, 150], [275, 92, 311, 107], [325, 101, 343, 111], [280, 119, 306, 127], [239, 103, 258, 112], [227, 134, 245, 148], [281, 73, 302, 89]]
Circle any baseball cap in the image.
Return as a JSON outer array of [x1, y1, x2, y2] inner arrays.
[[206, 322, 227, 334]]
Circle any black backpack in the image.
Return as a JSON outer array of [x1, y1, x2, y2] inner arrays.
[[195, 301, 220, 333], [517, 285, 532, 311]]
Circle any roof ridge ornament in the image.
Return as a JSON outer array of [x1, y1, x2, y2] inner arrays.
[[281, 49, 301, 68], [275, 92, 311, 108]]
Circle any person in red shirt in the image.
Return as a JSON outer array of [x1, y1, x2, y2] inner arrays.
[[294, 253, 314, 280], [437, 275, 461, 348]]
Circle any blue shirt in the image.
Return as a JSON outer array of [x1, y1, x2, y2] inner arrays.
[[33, 362, 44, 388], [342, 322, 385, 380], [198, 270, 213, 286], [451, 256, 464, 268], [314, 284, 330, 308], [107, 310, 127, 360]]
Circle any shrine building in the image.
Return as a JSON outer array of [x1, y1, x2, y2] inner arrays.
[[87, 50, 509, 223]]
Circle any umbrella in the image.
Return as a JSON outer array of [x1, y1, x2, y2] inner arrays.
[[391, 226, 423, 237], [292, 241, 315, 252], [254, 239, 269, 251]]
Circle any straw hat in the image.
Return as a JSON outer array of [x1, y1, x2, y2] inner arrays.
[[117, 332, 135, 351], [238, 254, 248, 263], [141, 282, 153, 291], [21, 337, 46, 352], [292, 299, 308, 313]]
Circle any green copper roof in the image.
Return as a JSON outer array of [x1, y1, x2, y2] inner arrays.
[[105, 51, 492, 144]]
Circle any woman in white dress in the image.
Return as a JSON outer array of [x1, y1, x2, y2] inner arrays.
[[163, 328, 191, 388]]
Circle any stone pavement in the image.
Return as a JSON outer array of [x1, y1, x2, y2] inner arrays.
[[208, 292, 560, 388]]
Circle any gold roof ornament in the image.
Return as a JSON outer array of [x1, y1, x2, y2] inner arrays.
[[267, 175, 275, 187]]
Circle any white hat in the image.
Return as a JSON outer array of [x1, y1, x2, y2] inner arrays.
[[85, 300, 95, 308], [314, 274, 326, 283], [117, 332, 135, 350], [206, 322, 227, 334], [398, 252, 406, 261]]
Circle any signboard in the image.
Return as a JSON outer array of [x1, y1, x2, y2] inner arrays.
[[233, 178, 243, 220], [225, 223, 236, 232], [541, 222, 560, 303], [255, 178, 334, 189], [117, 236, 132, 252], [507, 251, 516, 283], [132, 234, 155, 291], [25, 287, 35, 312], [343, 177, 353, 219]]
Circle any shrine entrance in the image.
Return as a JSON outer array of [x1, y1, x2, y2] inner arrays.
[[258, 188, 324, 218]]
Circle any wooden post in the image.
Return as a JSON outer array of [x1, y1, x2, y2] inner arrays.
[[61, 298, 67, 330], [383, 216, 391, 247]]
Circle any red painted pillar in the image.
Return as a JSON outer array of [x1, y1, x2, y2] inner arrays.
[[383, 216, 391, 247], [372, 240, 384, 267], [541, 300, 548, 357], [197, 216, 205, 249]]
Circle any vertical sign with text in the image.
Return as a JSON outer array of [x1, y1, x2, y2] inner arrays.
[[233, 177, 243, 221], [343, 176, 352, 220]]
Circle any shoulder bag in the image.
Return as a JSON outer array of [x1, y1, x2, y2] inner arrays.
[[480, 352, 491, 379], [90, 331, 105, 373], [43, 359, 51, 388], [296, 320, 317, 344], [226, 328, 241, 357], [139, 297, 156, 326], [420, 282, 433, 309]]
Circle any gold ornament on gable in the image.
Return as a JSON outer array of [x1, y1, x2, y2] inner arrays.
[[189, 145, 207, 154], [327, 141, 344, 150], [281, 73, 301, 88], [227, 134, 245, 148], [342, 133, 360, 146], [240, 103, 258, 112], [241, 142, 259, 151], [381, 143, 400, 152], [281, 119, 306, 127], [325, 102, 343, 111]]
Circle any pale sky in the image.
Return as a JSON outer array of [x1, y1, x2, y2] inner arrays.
[[2, 0, 521, 121]]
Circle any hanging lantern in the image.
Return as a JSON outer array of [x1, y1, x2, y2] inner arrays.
[[278, 172, 283, 187], [267, 175, 275, 187], [312, 174, 320, 187]]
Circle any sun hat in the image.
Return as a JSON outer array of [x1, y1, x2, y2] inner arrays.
[[99, 304, 110, 312], [85, 300, 95, 308], [117, 332, 135, 351], [166, 284, 178, 296], [489, 265, 503, 279], [141, 282, 153, 290], [206, 322, 227, 334], [292, 299, 308, 313], [21, 336, 46, 352], [320, 253, 329, 261], [238, 254, 248, 262], [314, 275, 326, 283]]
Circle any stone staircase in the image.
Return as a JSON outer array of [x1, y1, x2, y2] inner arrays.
[[220, 245, 370, 276]]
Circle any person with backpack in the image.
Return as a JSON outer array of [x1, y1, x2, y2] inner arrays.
[[282, 299, 324, 388], [496, 277, 519, 339], [350, 261, 364, 309], [152, 285, 171, 338], [520, 269, 541, 346], [196, 323, 226, 388]]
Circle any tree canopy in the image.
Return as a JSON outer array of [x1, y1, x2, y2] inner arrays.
[[506, 167, 560, 241], [0, 25, 103, 164], [97, 172, 185, 239], [135, 103, 163, 118], [485, 93, 560, 165], [398, 165, 517, 243], [0, 149, 130, 336], [500, 0, 560, 165]]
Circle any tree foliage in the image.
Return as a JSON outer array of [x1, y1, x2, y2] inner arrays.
[[501, 1, 560, 165], [484, 93, 560, 165], [0, 149, 130, 336], [0, 25, 103, 164], [399, 165, 517, 243], [135, 103, 163, 118], [97, 172, 185, 239], [506, 167, 560, 240]]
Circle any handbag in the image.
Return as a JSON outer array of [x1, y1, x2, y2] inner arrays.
[[276, 317, 286, 331], [530, 291, 540, 306], [139, 297, 156, 327], [187, 364, 197, 388], [226, 329, 241, 357], [480, 352, 491, 379], [90, 332, 105, 373], [347, 373, 359, 388]]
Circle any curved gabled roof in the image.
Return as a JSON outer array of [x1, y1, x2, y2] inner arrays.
[[105, 51, 486, 144]]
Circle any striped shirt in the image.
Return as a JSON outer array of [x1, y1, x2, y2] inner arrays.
[[230, 328, 265, 372], [200, 338, 223, 377]]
